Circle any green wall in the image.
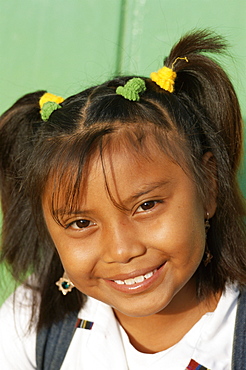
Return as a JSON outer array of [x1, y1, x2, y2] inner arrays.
[[1, 0, 246, 305]]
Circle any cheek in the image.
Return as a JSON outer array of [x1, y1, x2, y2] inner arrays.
[[60, 246, 101, 295], [55, 239, 91, 267], [144, 208, 206, 264]]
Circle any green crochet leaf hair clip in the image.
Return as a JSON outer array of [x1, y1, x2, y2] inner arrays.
[[41, 101, 62, 122], [116, 77, 146, 101], [39, 92, 64, 122]]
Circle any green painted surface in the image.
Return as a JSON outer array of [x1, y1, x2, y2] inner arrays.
[[0, 0, 245, 305], [0, 0, 124, 114]]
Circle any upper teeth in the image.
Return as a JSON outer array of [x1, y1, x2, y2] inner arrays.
[[114, 269, 157, 285]]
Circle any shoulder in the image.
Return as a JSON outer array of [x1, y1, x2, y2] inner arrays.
[[0, 284, 37, 369]]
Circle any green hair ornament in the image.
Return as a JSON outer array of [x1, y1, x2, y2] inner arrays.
[[39, 92, 64, 122], [41, 101, 62, 122], [116, 78, 146, 101]]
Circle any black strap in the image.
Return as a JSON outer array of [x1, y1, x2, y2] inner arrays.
[[232, 289, 246, 370], [36, 311, 78, 370]]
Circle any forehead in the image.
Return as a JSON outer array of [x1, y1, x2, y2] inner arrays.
[[44, 132, 193, 216], [41, 116, 204, 223], [89, 141, 181, 200]]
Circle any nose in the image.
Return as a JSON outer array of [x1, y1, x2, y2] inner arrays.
[[101, 220, 147, 264]]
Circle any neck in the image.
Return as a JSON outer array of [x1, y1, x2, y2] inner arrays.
[[114, 281, 221, 353]]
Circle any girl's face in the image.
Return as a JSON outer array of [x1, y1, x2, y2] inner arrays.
[[43, 138, 215, 318]]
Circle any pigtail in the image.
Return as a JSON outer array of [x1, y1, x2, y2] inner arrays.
[[0, 91, 45, 283], [161, 30, 246, 293], [165, 30, 242, 172]]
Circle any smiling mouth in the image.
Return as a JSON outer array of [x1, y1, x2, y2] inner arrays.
[[113, 268, 158, 286]]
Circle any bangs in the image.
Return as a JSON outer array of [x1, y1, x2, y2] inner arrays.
[[43, 121, 193, 225]]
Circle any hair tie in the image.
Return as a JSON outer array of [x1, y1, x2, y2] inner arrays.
[[39, 92, 64, 121], [150, 57, 188, 93], [116, 78, 146, 101]]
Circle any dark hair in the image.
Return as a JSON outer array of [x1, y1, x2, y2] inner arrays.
[[1, 30, 245, 330], [0, 91, 45, 281]]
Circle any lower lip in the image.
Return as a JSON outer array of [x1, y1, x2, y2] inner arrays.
[[105, 264, 166, 294]]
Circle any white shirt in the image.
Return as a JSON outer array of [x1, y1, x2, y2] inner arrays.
[[0, 284, 239, 369]]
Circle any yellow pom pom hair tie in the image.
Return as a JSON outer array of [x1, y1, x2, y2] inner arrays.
[[39, 92, 64, 121], [150, 57, 188, 93]]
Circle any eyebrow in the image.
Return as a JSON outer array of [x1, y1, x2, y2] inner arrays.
[[55, 208, 94, 218], [122, 180, 171, 205], [54, 180, 172, 218]]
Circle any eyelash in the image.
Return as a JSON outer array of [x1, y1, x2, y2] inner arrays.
[[135, 200, 163, 213], [65, 219, 94, 230], [65, 200, 163, 230]]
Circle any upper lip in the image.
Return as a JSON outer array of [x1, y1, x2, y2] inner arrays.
[[104, 262, 165, 281]]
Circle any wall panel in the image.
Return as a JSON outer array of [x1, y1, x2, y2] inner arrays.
[[0, 0, 124, 113]]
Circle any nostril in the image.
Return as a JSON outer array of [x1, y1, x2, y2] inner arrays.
[[102, 242, 147, 264]]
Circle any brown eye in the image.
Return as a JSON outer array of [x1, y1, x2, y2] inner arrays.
[[72, 219, 91, 229], [140, 201, 156, 211], [76, 220, 90, 228], [136, 200, 163, 214]]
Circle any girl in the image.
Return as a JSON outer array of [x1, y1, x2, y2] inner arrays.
[[0, 30, 246, 370]]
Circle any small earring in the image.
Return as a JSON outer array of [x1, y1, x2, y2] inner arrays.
[[56, 272, 75, 295], [205, 211, 210, 233], [203, 212, 213, 267]]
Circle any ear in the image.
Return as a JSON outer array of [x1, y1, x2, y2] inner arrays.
[[202, 151, 217, 217]]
